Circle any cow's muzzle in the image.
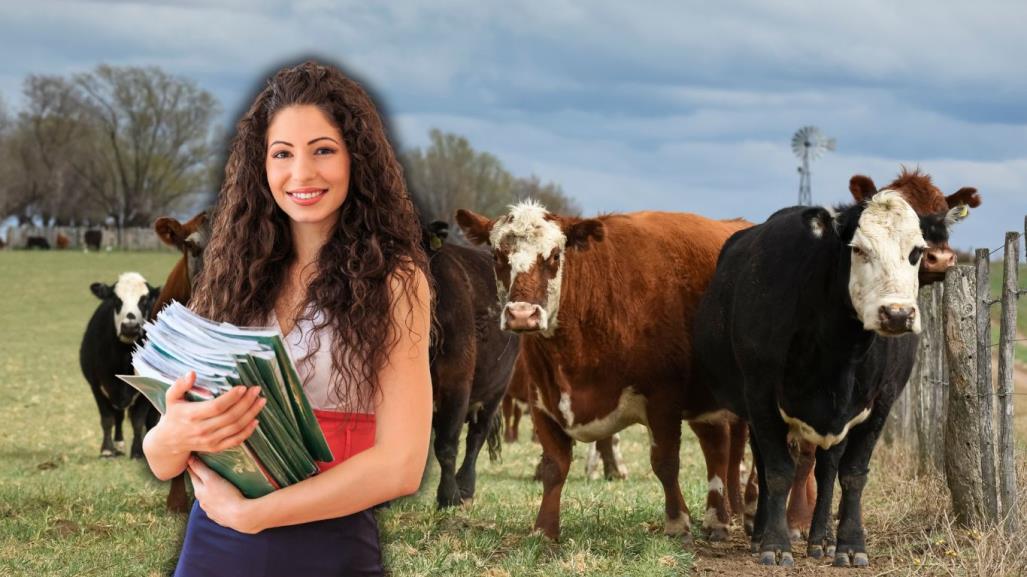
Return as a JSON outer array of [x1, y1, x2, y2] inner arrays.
[[504, 302, 545, 332], [877, 304, 916, 335], [118, 322, 142, 342], [922, 246, 955, 277]]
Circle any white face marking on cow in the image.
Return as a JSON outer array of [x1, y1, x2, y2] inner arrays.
[[489, 200, 567, 336], [113, 272, 150, 344], [778, 406, 872, 450], [847, 191, 926, 335], [563, 387, 648, 442]]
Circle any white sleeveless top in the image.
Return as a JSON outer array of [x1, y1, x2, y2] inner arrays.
[[271, 309, 369, 414]]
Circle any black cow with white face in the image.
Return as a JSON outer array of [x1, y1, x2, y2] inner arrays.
[[80, 272, 160, 458], [693, 190, 932, 567]]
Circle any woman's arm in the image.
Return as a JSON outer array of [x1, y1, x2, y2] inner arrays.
[[193, 265, 433, 531], [143, 372, 266, 480]]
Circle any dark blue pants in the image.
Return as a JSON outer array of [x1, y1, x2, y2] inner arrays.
[[173, 501, 383, 577]]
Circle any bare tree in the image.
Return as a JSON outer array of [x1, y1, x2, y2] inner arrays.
[[402, 129, 579, 224], [70, 64, 221, 229]]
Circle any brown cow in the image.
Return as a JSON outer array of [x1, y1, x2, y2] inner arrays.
[[148, 210, 212, 512], [782, 168, 981, 540], [457, 201, 751, 542], [56, 232, 70, 249]]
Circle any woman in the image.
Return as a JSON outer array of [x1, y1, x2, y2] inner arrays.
[[142, 60, 433, 577]]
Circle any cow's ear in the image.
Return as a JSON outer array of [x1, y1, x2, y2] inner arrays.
[[946, 187, 981, 209], [455, 209, 494, 246], [802, 207, 836, 241], [91, 282, 112, 300], [154, 217, 186, 249], [565, 218, 605, 250], [849, 175, 878, 203], [148, 284, 162, 299], [944, 204, 970, 227]]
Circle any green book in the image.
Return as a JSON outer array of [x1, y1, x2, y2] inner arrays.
[[117, 301, 333, 498]]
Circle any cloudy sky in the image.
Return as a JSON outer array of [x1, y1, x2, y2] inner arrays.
[[3, 0, 1024, 251]]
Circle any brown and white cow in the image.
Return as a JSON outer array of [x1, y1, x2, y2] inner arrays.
[[782, 168, 981, 540], [457, 201, 751, 541]]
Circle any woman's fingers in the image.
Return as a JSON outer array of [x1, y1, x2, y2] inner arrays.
[[187, 385, 248, 420], [211, 419, 261, 452], [198, 388, 264, 434], [166, 371, 196, 405]]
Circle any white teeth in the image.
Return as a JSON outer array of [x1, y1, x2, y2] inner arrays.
[[291, 190, 324, 200]]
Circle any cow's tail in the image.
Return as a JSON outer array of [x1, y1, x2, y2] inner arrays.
[[486, 410, 503, 463]]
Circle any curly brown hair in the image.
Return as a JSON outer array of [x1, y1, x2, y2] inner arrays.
[[190, 59, 431, 412]]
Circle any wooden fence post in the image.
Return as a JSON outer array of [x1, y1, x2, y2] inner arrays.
[[914, 284, 947, 475], [943, 265, 986, 525], [975, 248, 999, 524], [997, 232, 1020, 533]]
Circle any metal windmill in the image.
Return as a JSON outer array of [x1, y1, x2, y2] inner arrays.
[[791, 126, 836, 205]]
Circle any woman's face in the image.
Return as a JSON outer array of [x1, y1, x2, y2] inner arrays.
[[265, 104, 351, 229]]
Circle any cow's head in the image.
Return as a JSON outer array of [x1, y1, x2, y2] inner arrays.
[[155, 211, 210, 288], [810, 191, 927, 335], [91, 272, 161, 344], [456, 201, 604, 335], [849, 170, 980, 284]]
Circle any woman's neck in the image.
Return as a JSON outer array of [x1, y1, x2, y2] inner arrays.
[[290, 220, 334, 269]]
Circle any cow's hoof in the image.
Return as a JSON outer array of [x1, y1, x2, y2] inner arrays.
[[750, 540, 760, 553], [114, 441, 126, 453], [706, 526, 729, 542], [459, 497, 475, 508], [130, 449, 145, 459], [758, 550, 793, 566], [789, 528, 802, 541], [853, 552, 869, 567], [100, 449, 116, 458], [743, 519, 754, 537], [833, 552, 851, 567], [679, 531, 694, 545], [808, 544, 823, 559]]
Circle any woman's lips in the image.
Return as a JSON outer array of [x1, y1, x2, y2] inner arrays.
[[287, 188, 327, 206]]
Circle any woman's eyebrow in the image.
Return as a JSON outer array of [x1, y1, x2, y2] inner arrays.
[[268, 136, 339, 147]]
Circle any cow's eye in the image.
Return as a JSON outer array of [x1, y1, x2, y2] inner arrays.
[[550, 252, 560, 264], [909, 247, 923, 265], [851, 246, 863, 257]]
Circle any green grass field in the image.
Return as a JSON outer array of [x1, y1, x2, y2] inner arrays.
[[2, 250, 1021, 576], [987, 262, 1027, 365]]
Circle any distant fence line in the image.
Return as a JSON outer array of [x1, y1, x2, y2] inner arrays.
[[886, 215, 1025, 533], [2, 226, 174, 252]]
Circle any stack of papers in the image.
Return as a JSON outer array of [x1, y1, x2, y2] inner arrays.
[[118, 301, 333, 498]]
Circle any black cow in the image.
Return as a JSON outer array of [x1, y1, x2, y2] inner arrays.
[[26, 236, 50, 249], [424, 220, 519, 507], [84, 229, 103, 252], [693, 191, 931, 566], [80, 272, 161, 458]]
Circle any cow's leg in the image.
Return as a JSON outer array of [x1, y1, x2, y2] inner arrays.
[[648, 405, 691, 542], [531, 407, 572, 541], [786, 439, 817, 540], [807, 443, 843, 560], [128, 399, 150, 459], [743, 458, 758, 536], [87, 382, 118, 457], [598, 434, 628, 480], [432, 388, 470, 508], [749, 436, 767, 549], [833, 409, 891, 568], [113, 407, 126, 455], [456, 397, 503, 504], [166, 475, 190, 513], [690, 420, 731, 541], [502, 395, 517, 443], [747, 404, 795, 566], [727, 418, 748, 523]]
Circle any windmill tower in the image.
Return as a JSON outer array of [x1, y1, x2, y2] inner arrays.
[[791, 126, 836, 205]]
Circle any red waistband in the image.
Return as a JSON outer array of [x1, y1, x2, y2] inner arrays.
[[313, 410, 376, 472]]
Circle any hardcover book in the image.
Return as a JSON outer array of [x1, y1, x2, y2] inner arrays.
[[118, 301, 333, 498]]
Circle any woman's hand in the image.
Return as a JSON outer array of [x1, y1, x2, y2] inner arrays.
[[160, 371, 266, 454], [187, 457, 263, 534]]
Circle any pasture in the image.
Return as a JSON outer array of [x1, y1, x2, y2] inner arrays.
[[1, 250, 1025, 576]]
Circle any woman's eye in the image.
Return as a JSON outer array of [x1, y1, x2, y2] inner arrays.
[[271, 150, 291, 159], [314, 147, 336, 155]]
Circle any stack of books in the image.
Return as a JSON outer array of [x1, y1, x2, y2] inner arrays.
[[118, 301, 333, 498]]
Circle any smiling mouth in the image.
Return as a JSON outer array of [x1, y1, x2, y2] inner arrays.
[[288, 188, 327, 200]]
